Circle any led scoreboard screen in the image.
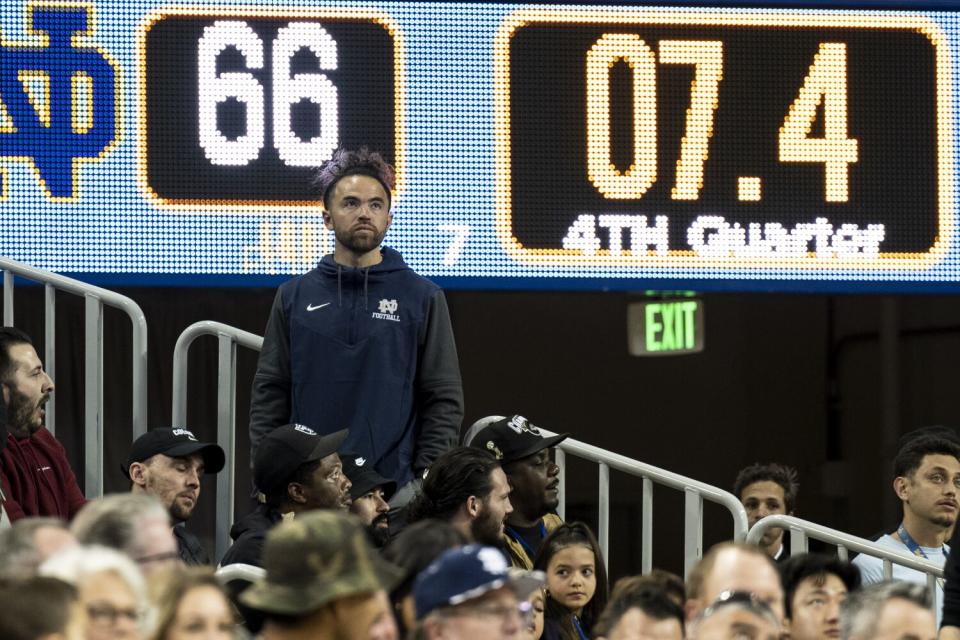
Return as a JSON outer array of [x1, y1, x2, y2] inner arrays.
[[0, 1, 958, 291]]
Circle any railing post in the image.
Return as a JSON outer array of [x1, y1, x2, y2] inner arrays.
[[44, 284, 56, 436], [790, 525, 809, 555], [555, 448, 566, 521], [684, 489, 704, 578], [642, 477, 653, 574], [216, 334, 238, 562], [598, 462, 609, 569], [131, 313, 148, 440], [84, 294, 104, 498], [3, 270, 12, 326]]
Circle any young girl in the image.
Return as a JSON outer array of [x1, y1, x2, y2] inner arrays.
[[533, 522, 609, 640]]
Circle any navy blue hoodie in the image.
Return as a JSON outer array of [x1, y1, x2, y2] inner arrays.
[[249, 247, 463, 486]]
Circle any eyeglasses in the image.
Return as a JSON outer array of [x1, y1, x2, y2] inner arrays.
[[698, 590, 781, 627], [87, 602, 141, 626], [439, 599, 534, 625]]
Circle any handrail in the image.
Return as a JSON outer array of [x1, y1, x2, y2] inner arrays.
[[173, 321, 263, 562], [747, 514, 942, 613], [1, 257, 148, 498], [214, 562, 266, 585], [540, 428, 749, 578]]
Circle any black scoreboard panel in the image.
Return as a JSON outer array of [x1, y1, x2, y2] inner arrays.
[[1, 2, 958, 290]]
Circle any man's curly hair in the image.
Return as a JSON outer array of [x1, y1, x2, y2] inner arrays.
[[312, 147, 396, 209]]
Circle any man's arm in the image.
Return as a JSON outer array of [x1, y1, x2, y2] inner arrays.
[[412, 290, 464, 473], [249, 289, 292, 461]]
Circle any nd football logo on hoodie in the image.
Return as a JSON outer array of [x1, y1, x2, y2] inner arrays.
[[373, 299, 400, 322]]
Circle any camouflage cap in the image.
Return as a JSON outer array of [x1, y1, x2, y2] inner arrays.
[[239, 510, 403, 616]]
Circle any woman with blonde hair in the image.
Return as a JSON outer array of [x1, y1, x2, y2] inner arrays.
[[147, 565, 238, 640]]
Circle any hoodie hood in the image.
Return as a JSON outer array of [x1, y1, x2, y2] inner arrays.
[[317, 246, 411, 310]]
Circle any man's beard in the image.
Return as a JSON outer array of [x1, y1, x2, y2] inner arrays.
[[6, 389, 46, 438], [367, 514, 390, 547], [471, 507, 504, 546], [335, 226, 387, 255]]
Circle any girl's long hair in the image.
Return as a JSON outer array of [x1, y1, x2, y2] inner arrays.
[[532, 522, 609, 640]]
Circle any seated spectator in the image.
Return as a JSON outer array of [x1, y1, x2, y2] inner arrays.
[[532, 522, 608, 640], [689, 591, 781, 640], [685, 542, 785, 634], [414, 544, 545, 640], [592, 581, 684, 640], [780, 553, 860, 640], [522, 588, 545, 640], [733, 462, 798, 563], [609, 569, 686, 608], [126, 427, 225, 565], [40, 544, 148, 640], [465, 414, 568, 569], [852, 433, 960, 626], [0, 575, 83, 640], [0, 516, 76, 578], [382, 519, 467, 636], [239, 510, 402, 640], [343, 452, 396, 547], [71, 493, 179, 575], [220, 425, 350, 567], [148, 564, 237, 640], [406, 446, 512, 545], [0, 327, 85, 521], [840, 581, 934, 640], [0, 393, 9, 528]]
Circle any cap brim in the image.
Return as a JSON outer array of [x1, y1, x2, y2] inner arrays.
[[163, 442, 226, 474], [506, 434, 569, 463], [305, 429, 350, 463]]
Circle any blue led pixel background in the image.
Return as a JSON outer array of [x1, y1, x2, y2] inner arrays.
[[1, 1, 960, 292]]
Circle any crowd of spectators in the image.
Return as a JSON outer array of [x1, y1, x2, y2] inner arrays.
[[0, 150, 958, 638]]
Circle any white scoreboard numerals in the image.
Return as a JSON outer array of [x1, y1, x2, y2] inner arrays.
[[197, 20, 340, 167]]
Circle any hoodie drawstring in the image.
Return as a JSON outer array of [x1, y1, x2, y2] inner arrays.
[[363, 267, 369, 311], [337, 264, 343, 307]]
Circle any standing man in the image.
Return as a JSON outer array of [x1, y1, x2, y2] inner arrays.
[[124, 427, 226, 564], [733, 462, 799, 562], [852, 433, 960, 627], [0, 327, 85, 521], [465, 414, 568, 569], [250, 148, 464, 507]]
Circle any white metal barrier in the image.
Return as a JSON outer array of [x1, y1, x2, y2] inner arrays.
[[748, 514, 943, 614], [1, 257, 148, 497], [172, 321, 263, 561], [541, 428, 749, 577]]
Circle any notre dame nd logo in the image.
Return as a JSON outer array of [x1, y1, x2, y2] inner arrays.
[[0, 4, 119, 200]]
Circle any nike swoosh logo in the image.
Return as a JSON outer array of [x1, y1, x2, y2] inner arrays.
[[306, 303, 331, 311]]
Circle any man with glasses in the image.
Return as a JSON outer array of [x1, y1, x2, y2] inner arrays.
[[221, 424, 351, 567], [685, 542, 785, 634], [414, 544, 545, 640], [690, 591, 782, 640]]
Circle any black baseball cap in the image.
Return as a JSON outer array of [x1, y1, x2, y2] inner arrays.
[[467, 415, 568, 463], [254, 425, 349, 494], [342, 453, 397, 501], [124, 427, 225, 477]]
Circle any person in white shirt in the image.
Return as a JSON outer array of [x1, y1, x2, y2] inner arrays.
[[852, 433, 960, 627]]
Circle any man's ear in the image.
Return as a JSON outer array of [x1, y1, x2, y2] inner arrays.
[[288, 482, 307, 505], [466, 495, 480, 518], [684, 598, 702, 626], [1, 382, 9, 406], [322, 209, 333, 231], [128, 462, 148, 488], [894, 476, 910, 501]]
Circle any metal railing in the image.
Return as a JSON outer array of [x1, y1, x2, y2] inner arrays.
[[173, 320, 747, 572], [747, 514, 943, 613], [172, 321, 263, 562], [1, 257, 148, 497], [215, 562, 266, 584], [540, 428, 749, 578]]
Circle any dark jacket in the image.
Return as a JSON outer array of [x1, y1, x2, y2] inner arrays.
[[174, 523, 210, 565], [0, 429, 86, 521], [219, 505, 282, 568], [249, 247, 464, 486]]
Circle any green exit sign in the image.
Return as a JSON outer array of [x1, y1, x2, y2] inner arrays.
[[628, 300, 705, 356]]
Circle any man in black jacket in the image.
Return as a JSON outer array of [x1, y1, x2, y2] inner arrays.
[[221, 424, 351, 567], [249, 148, 463, 509]]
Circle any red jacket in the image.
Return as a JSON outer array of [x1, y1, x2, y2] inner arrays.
[[0, 428, 86, 521]]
